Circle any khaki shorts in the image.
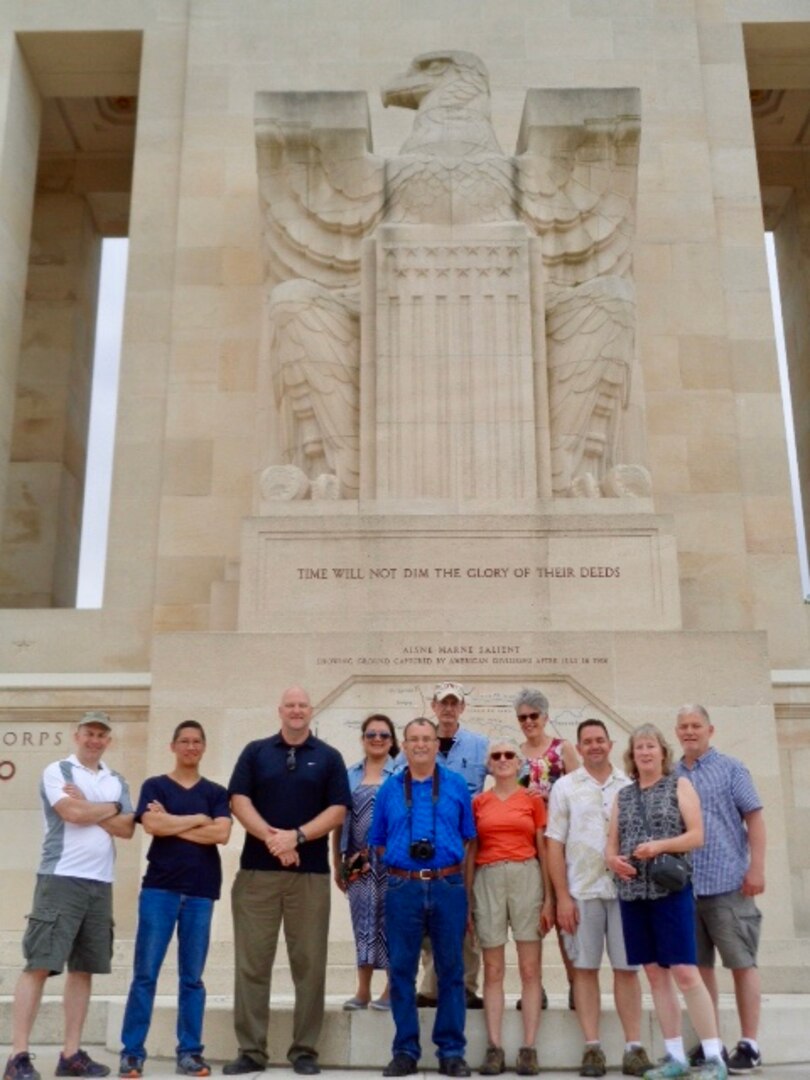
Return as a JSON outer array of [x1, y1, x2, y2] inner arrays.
[[472, 858, 543, 948], [562, 898, 638, 971], [695, 890, 761, 969], [23, 875, 113, 976]]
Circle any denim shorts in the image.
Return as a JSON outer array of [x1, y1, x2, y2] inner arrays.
[[695, 890, 762, 969], [619, 885, 697, 968], [23, 874, 113, 976]]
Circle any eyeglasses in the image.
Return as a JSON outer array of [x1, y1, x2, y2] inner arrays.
[[517, 712, 541, 723], [364, 731, 392, 741], [490, 751, 517, 761], [286, 747, 297, 771]]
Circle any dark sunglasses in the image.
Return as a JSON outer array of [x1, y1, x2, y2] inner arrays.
[[490, 751, 517, 761], [364, 731, 392, 741], [286, 747, 297, 771], [517, 712, 541, 723]]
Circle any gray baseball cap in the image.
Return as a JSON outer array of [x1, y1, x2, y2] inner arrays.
[[77, 710, 112, 731]]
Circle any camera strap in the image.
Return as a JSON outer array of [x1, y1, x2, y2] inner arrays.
[[403, 766, 439, 846]]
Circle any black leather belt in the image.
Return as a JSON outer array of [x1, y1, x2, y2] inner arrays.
[[388, 863, 462, 880]]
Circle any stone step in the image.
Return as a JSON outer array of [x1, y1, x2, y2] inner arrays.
[[1, 994, 806, 1068]]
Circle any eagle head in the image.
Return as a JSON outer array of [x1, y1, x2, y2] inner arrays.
[[381, 50, 490, 110]]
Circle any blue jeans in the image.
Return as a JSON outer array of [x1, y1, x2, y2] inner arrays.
[[385, 873, 467, 1062], [121, 888, 214, 1060]]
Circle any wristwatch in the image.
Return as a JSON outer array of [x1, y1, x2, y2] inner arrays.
[[295, 827, 307, 847], [113, 800, 123, 815]]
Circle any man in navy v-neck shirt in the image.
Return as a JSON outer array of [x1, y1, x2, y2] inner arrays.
[[119, 721, 231, 1080]]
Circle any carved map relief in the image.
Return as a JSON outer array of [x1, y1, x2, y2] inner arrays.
[[254, 52, 649, 504]]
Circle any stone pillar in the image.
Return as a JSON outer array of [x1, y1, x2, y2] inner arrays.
[[0, 40, 41, 554], [0, 192, 101, 606]]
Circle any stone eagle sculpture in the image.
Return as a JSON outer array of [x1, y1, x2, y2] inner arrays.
[[255, 50, 644, 500]]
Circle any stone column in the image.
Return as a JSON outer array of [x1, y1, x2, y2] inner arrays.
[[0, 40, 41, 555]]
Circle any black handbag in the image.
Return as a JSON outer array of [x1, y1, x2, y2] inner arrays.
[[633, 784, 690, 894]]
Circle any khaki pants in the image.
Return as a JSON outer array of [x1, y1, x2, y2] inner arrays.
[[232, 869, 330, 1064]]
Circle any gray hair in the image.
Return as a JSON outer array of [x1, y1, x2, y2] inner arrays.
[[486, 737, 524, 766], [514, 688, 549, 715], [676, 704, 711, 725], [403, 716, 438, 738]]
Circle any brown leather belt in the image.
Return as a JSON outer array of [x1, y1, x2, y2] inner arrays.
[[388, 863, 463, 881]]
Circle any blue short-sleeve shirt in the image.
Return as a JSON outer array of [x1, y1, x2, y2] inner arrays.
[[369, 763, 475, 871], [675, 747, 762, 896]]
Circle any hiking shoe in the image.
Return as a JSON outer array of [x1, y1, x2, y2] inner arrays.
[[222, 1057, 263, 1076], [641, 1058, 690, 1080], [692, 1060, 728, 1080], [727, 1043, 761, 1074], [4, 1054, 40, 1080], [580, 1045, 606, 1078], [478, 1047, 505, 1076], [175, 1056, 211, 1077], [622, 1047, 652, 1077], [382, 1057, 418, 1077], [55, 1052, 110, 1078], [689, 1046, 730, 1069], [438, 1060, 471, 1078], [118, 1059, 143, 1080], [515, 1048, 539, 1077]]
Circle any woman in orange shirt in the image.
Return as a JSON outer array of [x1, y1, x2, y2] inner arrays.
[[466, 740, 554, 1077]]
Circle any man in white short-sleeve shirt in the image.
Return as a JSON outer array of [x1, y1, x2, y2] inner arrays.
[[546, 720, 649, 1079], [4, 712, 135, 1080]]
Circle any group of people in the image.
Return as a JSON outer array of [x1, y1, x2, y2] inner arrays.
[[3, 687, 765, 1080]]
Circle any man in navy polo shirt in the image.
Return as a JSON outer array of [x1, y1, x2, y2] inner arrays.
[[223, 686, 351, 1077], [119, 720, 231, 1079], [370, 716, 476, 1079]]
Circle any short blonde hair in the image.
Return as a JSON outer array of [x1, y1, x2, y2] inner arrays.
[[623, 723, 674, 780]]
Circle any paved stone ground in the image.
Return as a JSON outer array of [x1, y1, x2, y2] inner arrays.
[[2, 1046, 807, 1079]]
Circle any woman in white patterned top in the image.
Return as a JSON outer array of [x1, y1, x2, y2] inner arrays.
[[606, 725, 727, 1080]]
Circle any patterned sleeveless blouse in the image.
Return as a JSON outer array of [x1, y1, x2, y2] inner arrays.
[[519, 737, 566, 801], [615, 772, 691, 901]]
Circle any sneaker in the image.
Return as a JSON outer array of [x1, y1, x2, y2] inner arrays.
[[478, 1047, 505, 1076], [175, 1056, 211, 1077], [4, 1053, 40, 1080], [438, 1060, 471, 1078], [622, 1047, 652, 1077], [641, 1057, 691, 1080], [118, 1059, 143, 1080], [727, 1043, 762, 1074], [689, 1046, 730, 1069], [222, 1056, 263, 1076], [382, 1056, 418, 1077], [515, 1047, 539, 1077], [692, 1059, 728, 1080], [580, 1045, 607, 1078], [55, 1052, 110, 1078]]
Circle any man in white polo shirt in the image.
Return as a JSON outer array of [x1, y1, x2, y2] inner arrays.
[[3, 712, 135, 1080], [546, 719, 650, 1079]]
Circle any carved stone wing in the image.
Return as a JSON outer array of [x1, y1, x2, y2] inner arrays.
[[255, 91, 386, 289], [513, 88, 640, 289]]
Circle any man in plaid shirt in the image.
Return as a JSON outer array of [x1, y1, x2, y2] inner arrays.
[[675, 705, 765, 1075]]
